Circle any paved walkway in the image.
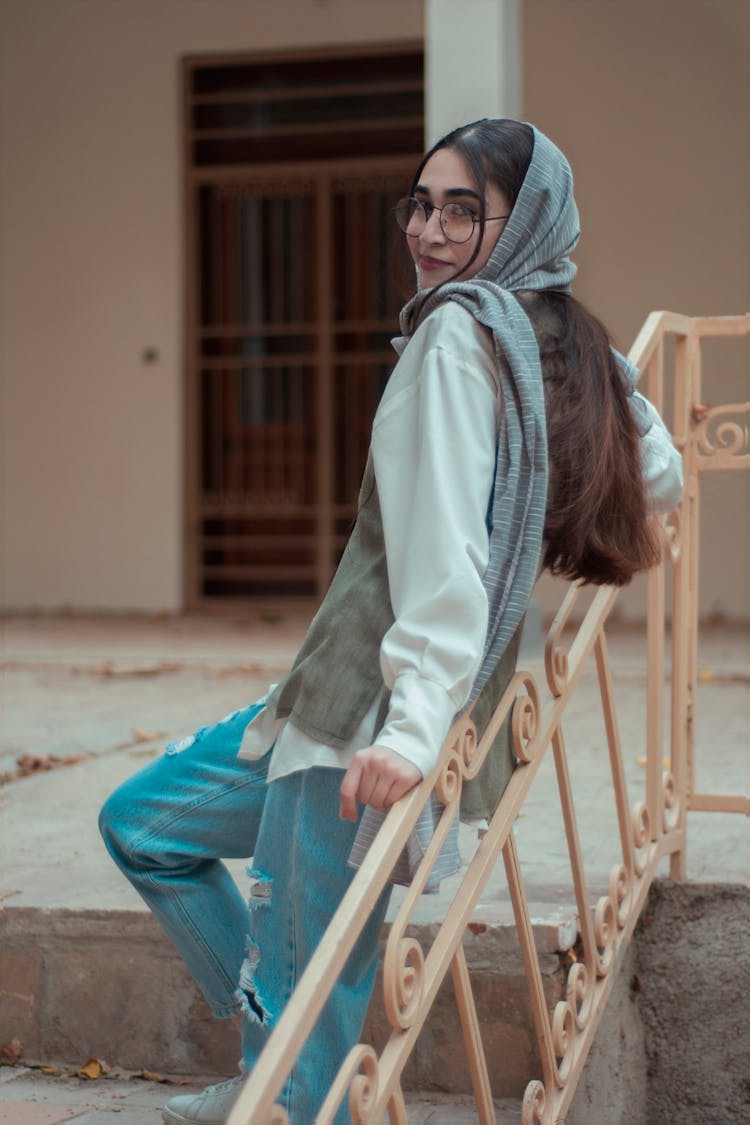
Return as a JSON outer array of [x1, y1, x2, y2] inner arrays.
[[2, 612, 746, 914], [1, 611, 747, 1121], [0, 1068, 521, 1124]]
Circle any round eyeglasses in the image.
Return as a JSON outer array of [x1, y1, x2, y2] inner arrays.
[[393, 196, 510, 244]]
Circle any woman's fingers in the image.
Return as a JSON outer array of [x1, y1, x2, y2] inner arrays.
[[339, 746, 422, 820], [339, 759, 363, 821]]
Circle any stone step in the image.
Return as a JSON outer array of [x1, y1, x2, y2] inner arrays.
[[4, 886, 747, 1124], [0, 905, 568, 1101]]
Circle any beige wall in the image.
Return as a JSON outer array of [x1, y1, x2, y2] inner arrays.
[[523, 0, 750, 622], [0, 0, 423, 612], [1, 0, 748, 618]]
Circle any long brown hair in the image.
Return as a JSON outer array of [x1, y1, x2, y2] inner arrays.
[[521, 289, 661, 586], [410, 119, 660, 586]]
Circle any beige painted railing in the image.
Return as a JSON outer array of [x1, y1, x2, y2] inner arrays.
[[227, 311, 749, 1125]]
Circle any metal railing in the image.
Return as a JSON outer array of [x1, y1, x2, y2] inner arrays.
[[227, 311, 750, 1124]]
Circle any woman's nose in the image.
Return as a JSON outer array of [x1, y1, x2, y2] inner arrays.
[[422, 208, 446, 242]]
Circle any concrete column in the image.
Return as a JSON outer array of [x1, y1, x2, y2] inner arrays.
[[424, 0, 544, 653], [425, 0, 522, 147]]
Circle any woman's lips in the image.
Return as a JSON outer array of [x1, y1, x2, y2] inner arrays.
[[419, 255, 451, 271]]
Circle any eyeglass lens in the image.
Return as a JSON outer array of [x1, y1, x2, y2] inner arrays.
[[394, 197, 476, 244]]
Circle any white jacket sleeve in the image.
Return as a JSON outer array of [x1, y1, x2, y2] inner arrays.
[[370, 330, 498, 778], [633, 391, 684, 514]]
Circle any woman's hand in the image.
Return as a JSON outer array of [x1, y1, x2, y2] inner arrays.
[[339, 745, 423, 821]]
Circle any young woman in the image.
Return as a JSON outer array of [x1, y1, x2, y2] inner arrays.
[[99, 119, 682, 1125]]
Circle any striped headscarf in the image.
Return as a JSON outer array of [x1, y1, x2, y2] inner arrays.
[[398, 123, 580, 701]]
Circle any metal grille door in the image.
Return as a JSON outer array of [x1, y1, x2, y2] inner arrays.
[[188, 163, 414, 599], [184, 47, 423, 602]]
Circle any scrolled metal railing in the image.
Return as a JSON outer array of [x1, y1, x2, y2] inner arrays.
[[227, 311, 749, 1125]]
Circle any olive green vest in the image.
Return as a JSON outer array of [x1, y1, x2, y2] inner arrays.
[[265, 453, 522, 821]]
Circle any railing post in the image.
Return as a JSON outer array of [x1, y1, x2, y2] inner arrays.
[[667, 326, 695, 877], [683, 329, 702, 818], [645, 340, 665, 843]]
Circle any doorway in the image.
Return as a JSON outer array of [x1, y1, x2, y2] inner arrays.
[[184, 45, 424, 602]]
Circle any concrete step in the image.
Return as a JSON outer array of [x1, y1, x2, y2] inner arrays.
[[4, 885, 747, 1125], [0, 904, 567, 1101]]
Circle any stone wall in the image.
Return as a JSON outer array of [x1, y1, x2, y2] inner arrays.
[[637, 881, 749, 1125], [570, 881, 750, 1125]]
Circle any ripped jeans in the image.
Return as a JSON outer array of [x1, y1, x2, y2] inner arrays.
[[98, 702, 392, 1123]]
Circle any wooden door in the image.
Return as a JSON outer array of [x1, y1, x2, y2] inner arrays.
[[184, 46, 423, 603], [188, 160, 414, 600]]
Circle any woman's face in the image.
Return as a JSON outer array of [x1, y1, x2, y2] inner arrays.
[[406, 146, 511, 289]]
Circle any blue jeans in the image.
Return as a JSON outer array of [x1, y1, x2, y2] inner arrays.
[[99, 703, 392, 1123]]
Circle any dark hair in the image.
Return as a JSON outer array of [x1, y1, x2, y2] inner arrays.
[[408, 118, 660, 586], [525, 291, 661, 585]]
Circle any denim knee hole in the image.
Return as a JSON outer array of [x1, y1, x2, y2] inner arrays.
[[247, 866, 272, 911], [235, 938, 272, 1028]]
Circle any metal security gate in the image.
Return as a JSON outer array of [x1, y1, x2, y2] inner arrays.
[[183, 47, 423, 603]]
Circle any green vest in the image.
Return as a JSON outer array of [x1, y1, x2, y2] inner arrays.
[[265, 454, 522, 821]]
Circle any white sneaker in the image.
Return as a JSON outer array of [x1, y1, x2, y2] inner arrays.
[[162, 1074, 245, 1124]]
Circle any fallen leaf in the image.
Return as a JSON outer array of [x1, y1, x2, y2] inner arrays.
[[1, 1038, 23, 1064], [635, 756, 671, 768], [10, 1058, 192, 1084], [697, 667, 749, 685], [78, 1057, 110, 1080], [88, 661, 182, 679], [121, 1068, 194, 1085], [212, 662, 263, 678], [466, 922, 486, 935], [132, 729, 164, 744], [9, 753, 90, 781], [140, 1068, 167, 1082], [16, 754, 59, 773], [114, 729, 166, 752]]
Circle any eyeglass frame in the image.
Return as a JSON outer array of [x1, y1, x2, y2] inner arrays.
[[393, 196, 511, 245]]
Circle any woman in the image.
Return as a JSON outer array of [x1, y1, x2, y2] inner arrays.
[[99, 119, 682, 1125]]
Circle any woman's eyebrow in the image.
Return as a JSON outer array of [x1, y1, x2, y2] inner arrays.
[[414, 183, 481, 201]]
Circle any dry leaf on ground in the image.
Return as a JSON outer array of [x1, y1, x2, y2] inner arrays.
[[0, 1038, 23, 1064], [3, 753, 90, 784], [86, 661, 183, 678], [132, 729, 164, 743], [78, 1057, 111, 1080]]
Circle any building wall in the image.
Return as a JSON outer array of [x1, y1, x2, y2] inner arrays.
[[524, 0, 750, 623], [0, 0, 423, 612], [1, 0, 748, 618]]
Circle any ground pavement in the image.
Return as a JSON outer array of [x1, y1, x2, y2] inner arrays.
[[1, 610, 747, 1123]]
